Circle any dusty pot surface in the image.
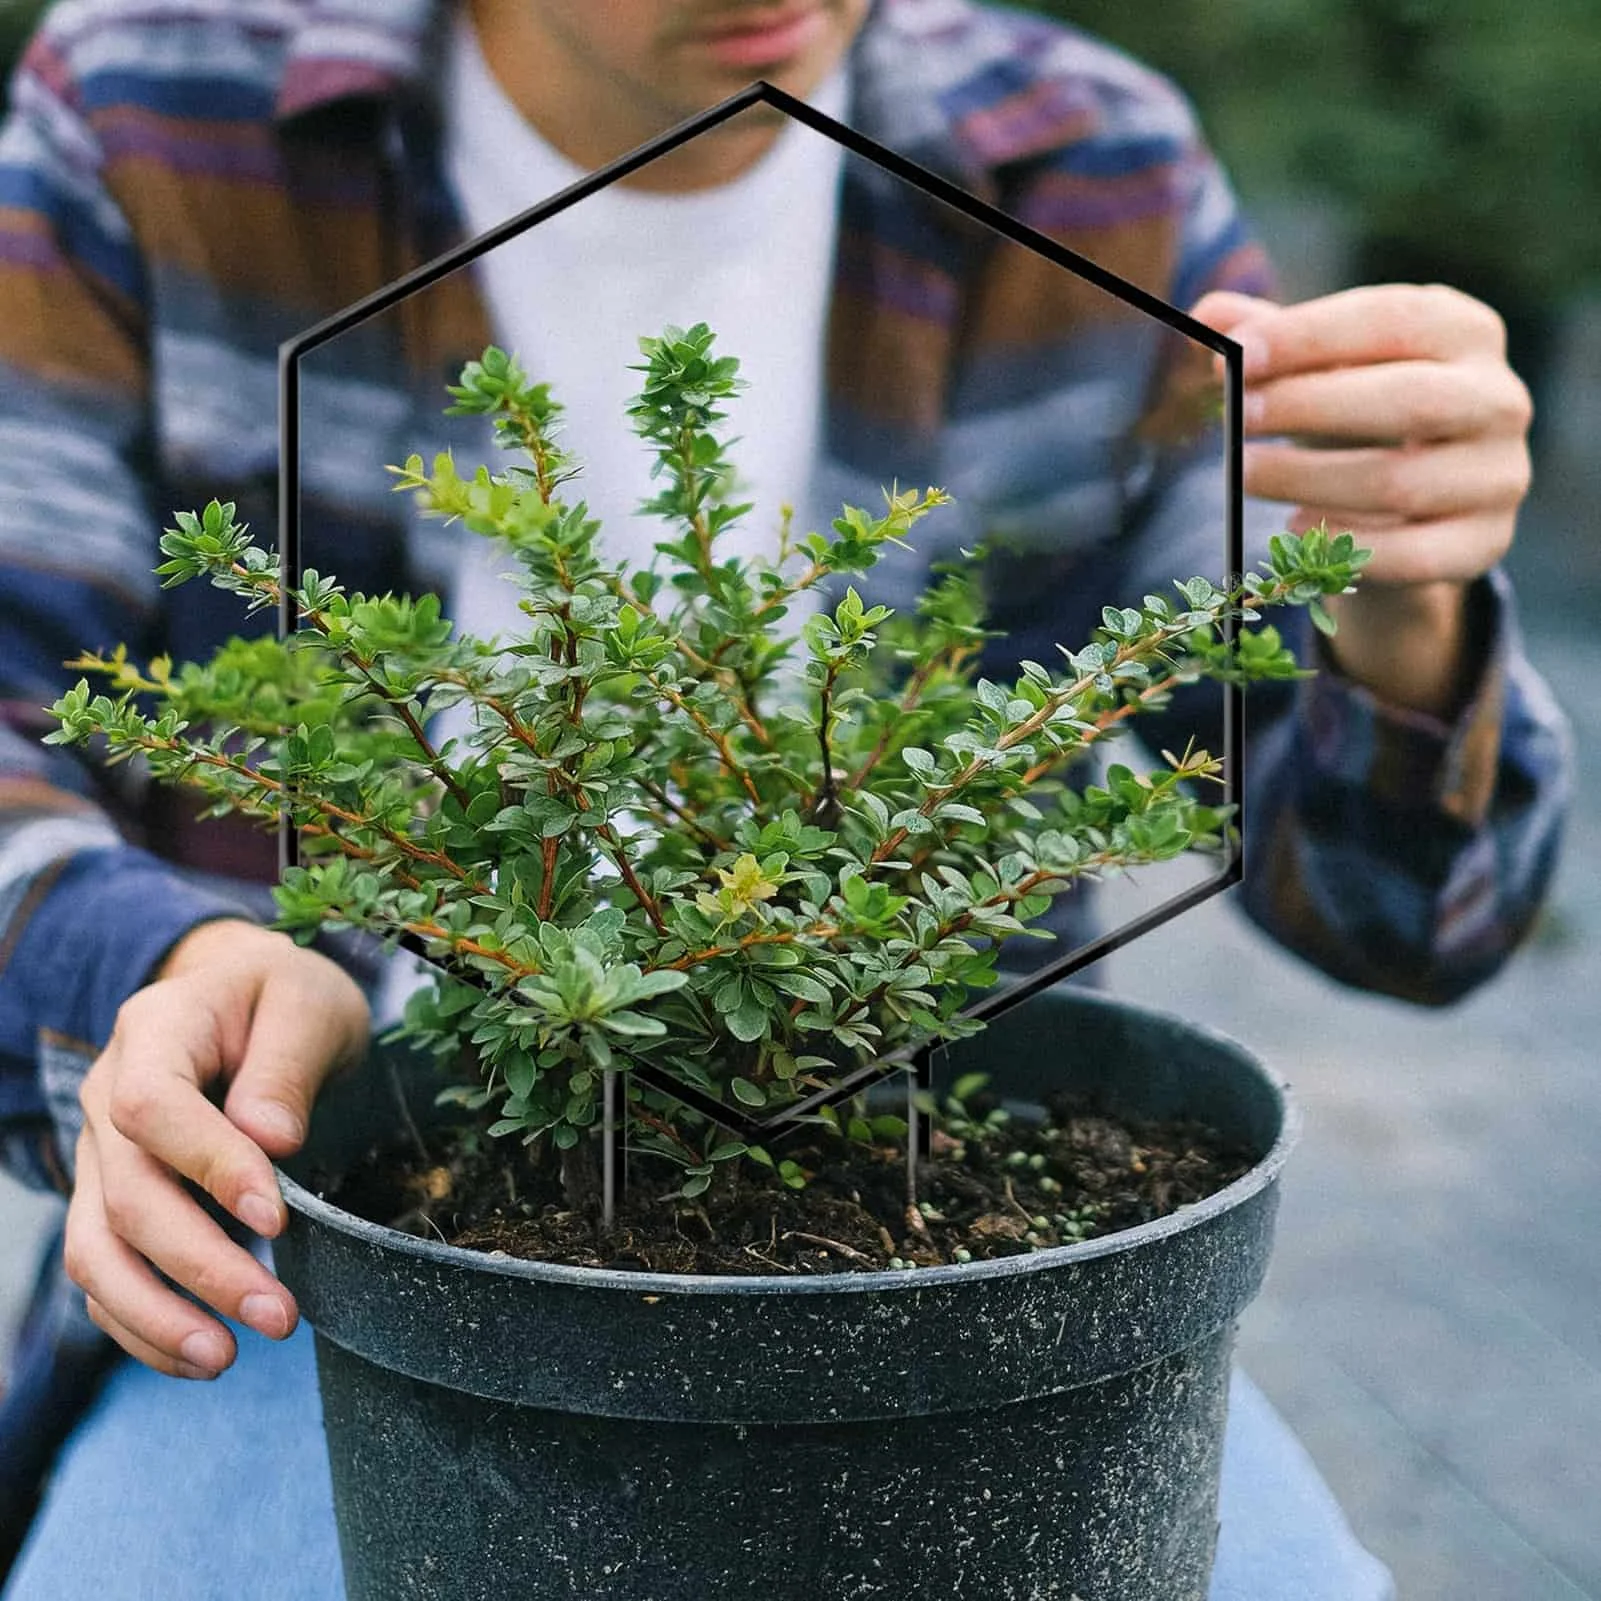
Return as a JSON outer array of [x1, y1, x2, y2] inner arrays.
[[275, 983, 1298, 1601]]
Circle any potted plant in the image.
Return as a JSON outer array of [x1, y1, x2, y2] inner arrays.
[[47, 327, 1368, 1600]]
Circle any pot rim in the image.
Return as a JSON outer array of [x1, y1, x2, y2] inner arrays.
[[277, 989, 1300, 1300]]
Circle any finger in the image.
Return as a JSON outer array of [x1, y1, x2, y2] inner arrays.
[[66, 1130, 239, 1377], [223, 959, 369, 1158], [1284, 507, 1510, 588], [1203, 284, 1508, 376], [1189, 290, 1276, 331], [85, 1297, 221, 1382], [95, 1123, 297, 1340], [103, 984, 291, 1237], [1244, 435, 1532, 521], [1246, 360, 1530, 444]]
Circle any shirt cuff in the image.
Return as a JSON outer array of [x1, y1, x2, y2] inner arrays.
[[1297, 567, 1511, 830], [0, 844, 263, 1060]]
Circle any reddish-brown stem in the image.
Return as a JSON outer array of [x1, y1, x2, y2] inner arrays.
[[124, 731, 484, 888], [656, 922, 840, 973], [867, 622, 1210, 866], [299, 824, 427, 892], [831, 858, 1112, 1034], [633, 1106, 702, 1162], [646, 672, 762, 808], [1018, 671, 1185, 786], [538, 831, 560, 920], [598, 825, 668, 934], [607, 577, 772, 748], [232, 563, 471, 811], [706, 559, 827, 664], [400, 918, 541, 979], [636, 778, 724, 851]]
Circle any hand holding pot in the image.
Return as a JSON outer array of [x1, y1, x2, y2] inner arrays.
[[64, 919, 369, 1378]]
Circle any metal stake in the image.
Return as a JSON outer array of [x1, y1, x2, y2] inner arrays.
[[906, 1046, 939, 1210], [906, 1067, 919, 1212], [602, 1068, 618, 1230]]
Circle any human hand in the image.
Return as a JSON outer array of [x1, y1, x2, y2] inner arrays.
[[1191, 284, 1533, 714], [65, 919, 369, 1378]]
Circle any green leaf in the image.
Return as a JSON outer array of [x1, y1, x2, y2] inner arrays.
[[632, 969, 690, 998], [951, 1072, 989, 1104], [598, 1010, 666, 1037], [725, 999, 769, 1042], [769, 971, 831, 1005]]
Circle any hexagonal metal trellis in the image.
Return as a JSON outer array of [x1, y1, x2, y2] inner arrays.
[[278, 79, 1245, 1221]]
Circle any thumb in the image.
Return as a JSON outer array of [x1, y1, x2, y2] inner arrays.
[[223, 954, 370, 1157]]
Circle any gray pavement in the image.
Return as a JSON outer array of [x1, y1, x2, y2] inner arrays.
[[1098, 591, 1600, 1595], [3, 492, 1596, 1600]]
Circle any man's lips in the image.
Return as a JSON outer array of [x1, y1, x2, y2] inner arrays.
[[693, 7, 829, 69]]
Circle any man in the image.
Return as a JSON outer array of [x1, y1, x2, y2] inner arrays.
[[0, 1, 1569, 1595]]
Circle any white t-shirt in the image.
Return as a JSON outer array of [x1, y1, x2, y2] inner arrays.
[[375, 19, 848, 1028], [441, 11, 849, 644]]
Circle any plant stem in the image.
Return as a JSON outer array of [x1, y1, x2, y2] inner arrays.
[[114, 728, 486, 889], [644, 671, 762, 809], [635, 778, 726, 852], [866, 584, 1275, 866], [656, 923, 840, 973], [806, 661, 843, 825], [605, 576, 773, 748], [233, 563, 471, 810]]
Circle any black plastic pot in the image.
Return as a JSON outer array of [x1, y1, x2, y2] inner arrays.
[[274, 984, 1298, 1601]]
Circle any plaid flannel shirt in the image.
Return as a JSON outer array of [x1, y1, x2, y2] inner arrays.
[[0, 0, 1574, 1199]]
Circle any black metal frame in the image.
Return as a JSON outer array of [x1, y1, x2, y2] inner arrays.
[[278, 79, 1244, 1192]]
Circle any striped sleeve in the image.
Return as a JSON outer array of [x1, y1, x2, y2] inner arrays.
[[0, 21, 257, 1190], [1124, 83, 1574, 1002], [1234, 566, 1574, 1004], [1096, 114, 1575, 1002]]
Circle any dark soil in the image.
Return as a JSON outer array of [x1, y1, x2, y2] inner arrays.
[[318, 1088, 1255, 1276]]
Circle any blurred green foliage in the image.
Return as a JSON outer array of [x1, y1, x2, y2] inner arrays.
[[1020, 0, 1601, 309], [0, 0, 45, 97]]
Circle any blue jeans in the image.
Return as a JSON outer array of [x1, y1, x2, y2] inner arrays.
[[5, 1318, 1394, 1601]]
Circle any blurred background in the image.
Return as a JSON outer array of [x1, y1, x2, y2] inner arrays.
[[0, 2, 1596, 1596], [1028, 6, 1601, 1598]]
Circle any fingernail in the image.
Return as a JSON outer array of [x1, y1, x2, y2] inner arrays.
[[240, 1293, 292, 1339], [249, 1102, 304, 1146], [1243, 391, 1267, 428], [180, 1330, 230, 1372], [238, 1191, 282, 1237], [1238, 333, 1270, 378]]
